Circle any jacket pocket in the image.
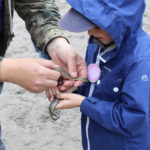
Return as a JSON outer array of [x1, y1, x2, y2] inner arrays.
[[94, 77, 123, 101]]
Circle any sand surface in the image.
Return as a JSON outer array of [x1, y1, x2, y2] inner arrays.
[[0, 0, 150, 150]]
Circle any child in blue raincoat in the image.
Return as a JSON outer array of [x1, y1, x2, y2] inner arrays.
[[55, 0, 150, 149]]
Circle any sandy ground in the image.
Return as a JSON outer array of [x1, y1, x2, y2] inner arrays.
[[0, 0, 150, 150]]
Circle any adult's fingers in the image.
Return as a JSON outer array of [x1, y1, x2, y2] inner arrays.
[[44, 80, 58, 88], [78, 60, 87, 79], [39, 59, 58, 69], [45, 68, 61, 81], [67, 54, 77, 78], [74, 58, 87, 87], [77, 57, 87, 78]]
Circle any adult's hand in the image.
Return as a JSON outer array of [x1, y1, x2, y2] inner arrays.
[[0, 58, 60, 93], [46, 37, 87, 91]]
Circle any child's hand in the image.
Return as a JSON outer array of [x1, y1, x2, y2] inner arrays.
[[45, 87, 60, 101], [56, 93, 85, 109], [57, 78, 75, 92]]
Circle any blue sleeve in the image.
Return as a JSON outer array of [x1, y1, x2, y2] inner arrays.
[[80, 60, 150, 137], [33, 41, 51, 60]]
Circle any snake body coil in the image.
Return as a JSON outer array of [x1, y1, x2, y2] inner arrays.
[[49, 99, 61, 121], [49, 67, 88, 121]]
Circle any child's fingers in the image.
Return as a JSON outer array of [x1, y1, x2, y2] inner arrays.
[[45, 89, 49, 98], [63, 80, 74, 87], [58, 79, 74, 92], [56, 100, 72, 109], [45, 87, 61, 101], [49, 95, 54, 101], [50, 87, 60, 97], [58, 93, 73, 99], [74, 80, 83, 87], [51, 87, 57, 95], [58, 93, 68, 99], [55, 87, 60, 97], [66, 87, 77, 93], [58, 84, 71, 92], [48, 88, 53, 97], [45, 88, 55, 101]]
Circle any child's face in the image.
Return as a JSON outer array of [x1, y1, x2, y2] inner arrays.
[[88, 27, 114, 45]]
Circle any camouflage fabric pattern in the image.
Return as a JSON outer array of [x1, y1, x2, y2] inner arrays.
[[0, 0, 67, 56]]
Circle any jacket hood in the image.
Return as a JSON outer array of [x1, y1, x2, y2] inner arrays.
[[66, 0, 145, 48]]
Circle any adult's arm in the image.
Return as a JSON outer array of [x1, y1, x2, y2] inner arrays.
[[0, 58, 60, 93], [15, 0, 87, 90], [15, 0, 67, 51]]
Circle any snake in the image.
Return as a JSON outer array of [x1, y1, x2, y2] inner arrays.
[[49, 67, 88, 121], [49, 99, 61, 121]]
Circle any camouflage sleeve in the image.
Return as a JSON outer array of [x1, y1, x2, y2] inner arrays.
[[15, 0, 68, 51]]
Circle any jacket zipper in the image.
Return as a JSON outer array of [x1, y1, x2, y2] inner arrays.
[[8, 0, 13, 36], [86, 47, 101, 150]]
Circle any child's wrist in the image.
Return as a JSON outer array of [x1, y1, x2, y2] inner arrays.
[[78, 96, 85, 106]]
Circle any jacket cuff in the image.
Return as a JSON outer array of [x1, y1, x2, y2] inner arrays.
[[80, 96, 98, 115], [42, 28, 69, 51]]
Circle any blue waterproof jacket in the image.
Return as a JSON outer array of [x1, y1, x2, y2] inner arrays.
[[66, 0, 150, 150]]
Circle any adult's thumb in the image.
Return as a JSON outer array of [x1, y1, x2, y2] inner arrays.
[[41, 59, 58, 69]]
